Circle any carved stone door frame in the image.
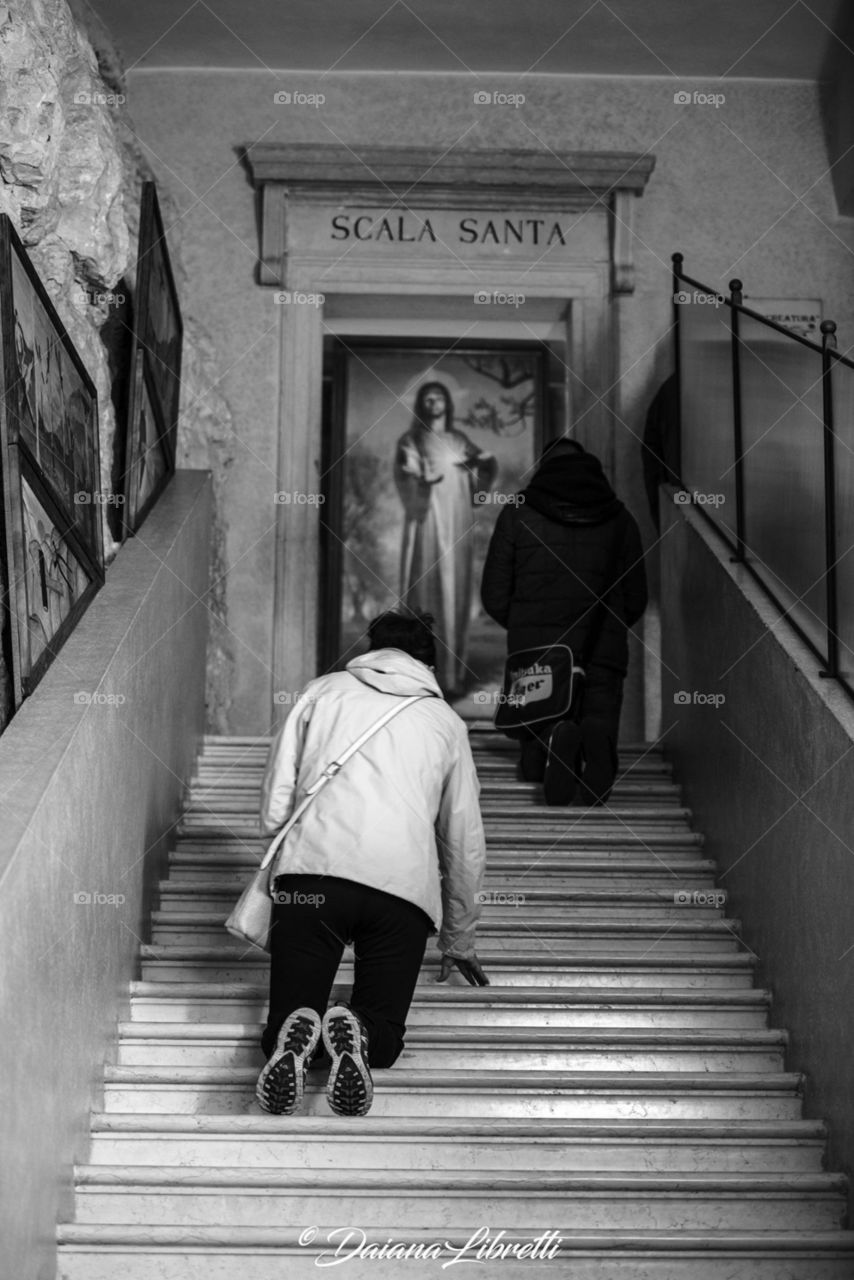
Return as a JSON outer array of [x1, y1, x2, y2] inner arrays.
[[246, 144, 654, 721]]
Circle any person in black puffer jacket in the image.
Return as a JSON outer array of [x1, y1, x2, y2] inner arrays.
[[481, 438, 647, 805]]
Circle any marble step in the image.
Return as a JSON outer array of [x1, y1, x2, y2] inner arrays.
[[101, 1068, 805, 1119], [188, 775, 681, 801], [181, 797, 691, 822], [164, 862, 721, 889], [126, 982, 773, 1028], [69, 1166, 847, 1230], [54, 1226, 854, 1280], [156, 884, 729, 918], [177, 818, 699, 843], [147, 915, 743, 954], [87, 1114, 828, 1173], [171, 842, 710, 866], [116, 1024, 786, 1072], [138, 948, 757, 987]]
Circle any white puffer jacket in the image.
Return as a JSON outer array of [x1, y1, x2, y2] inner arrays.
[[259, 648, 486, 959]]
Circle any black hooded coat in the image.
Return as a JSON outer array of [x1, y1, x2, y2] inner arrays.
[[480, 445, 648, 675]]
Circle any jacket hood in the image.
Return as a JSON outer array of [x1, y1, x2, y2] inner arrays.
[[521, 446, 624, 525], [346, 648, 443, 698]]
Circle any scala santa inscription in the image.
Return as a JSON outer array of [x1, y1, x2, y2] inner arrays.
[[330, 212, 573, 247]]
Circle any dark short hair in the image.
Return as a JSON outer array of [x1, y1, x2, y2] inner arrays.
[[368, 609, 437, 667]]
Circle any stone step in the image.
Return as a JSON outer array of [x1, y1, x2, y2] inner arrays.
[[188, 776, 681, 801], [115, 1024, 786, 1072], [164, 863, 721, 889], [69, 1166, 847, 1230], [126, 982, 773, 1028], [86, 1114, 828, 1173], [147, 915, 743, 953], [156, 883, 729, 918], [170, 844, 710, 867], [138, 948, 757, 987], [54, 1226, 854, 1280], [177, 819, 701, 844], [101, 1068, 805, 1119], [180, 799, 691, 824]]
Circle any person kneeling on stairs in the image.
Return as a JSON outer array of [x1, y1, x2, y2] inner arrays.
[[255, 609, 489, 1117]]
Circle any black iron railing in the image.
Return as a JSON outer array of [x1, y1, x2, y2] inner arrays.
[[671, 253, 854, 695]]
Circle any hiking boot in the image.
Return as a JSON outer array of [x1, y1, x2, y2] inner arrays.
[[322, 1004, 374, 1116], [543, 720, 583, 805], [256, 1006, 321, 1115]]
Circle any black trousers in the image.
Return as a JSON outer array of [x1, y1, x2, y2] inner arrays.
[[519, 665, 625, 777], [261, 873, 432, 1067]]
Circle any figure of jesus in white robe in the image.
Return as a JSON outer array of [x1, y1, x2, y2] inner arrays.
[[394, 381, 496, 692]]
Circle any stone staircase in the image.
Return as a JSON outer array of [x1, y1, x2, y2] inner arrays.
[[56, 729, 854, 1277]]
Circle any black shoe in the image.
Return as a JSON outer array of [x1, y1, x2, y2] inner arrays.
[[322, 1004, 374, 1117], [256, 1006, 321, 1115], [578, 720, 617, 805], [519, 737, 547, 782], [543, 721, 583, 805]]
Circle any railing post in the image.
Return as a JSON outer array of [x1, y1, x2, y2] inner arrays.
[[729, 279, 746, 561], [820, 319, 839, 679], [672, 253, 684, 456]]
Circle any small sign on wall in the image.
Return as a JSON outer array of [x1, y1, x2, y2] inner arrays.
[[743, 297, 822, 340]]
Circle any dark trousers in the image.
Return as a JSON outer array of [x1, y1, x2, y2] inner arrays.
[[520, 665, 625, 779], [261, 873, 431, 1067]]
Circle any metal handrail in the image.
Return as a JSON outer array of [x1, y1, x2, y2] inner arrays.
[[672, 252, 853, 692]]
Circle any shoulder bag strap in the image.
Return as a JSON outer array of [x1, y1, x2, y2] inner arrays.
[[259, 693, 429, 871]]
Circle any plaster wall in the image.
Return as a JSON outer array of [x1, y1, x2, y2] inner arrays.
[[125, 69, 854, 732], [660, 490, 854, 1213], [0, 472, 211, 1280]]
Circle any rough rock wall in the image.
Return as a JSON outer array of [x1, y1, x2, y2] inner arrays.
[[0, 0, 234, 730]]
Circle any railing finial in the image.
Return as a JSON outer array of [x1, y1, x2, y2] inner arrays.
[[729, 279, 743, 305], [821, 319, 838, 350]]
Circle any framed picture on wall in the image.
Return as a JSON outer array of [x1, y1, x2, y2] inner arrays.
[[122, 181, 182, 535], [124, 348, 174, 533], [320, 340, 547, 705], [0, 213, 104, 705]]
